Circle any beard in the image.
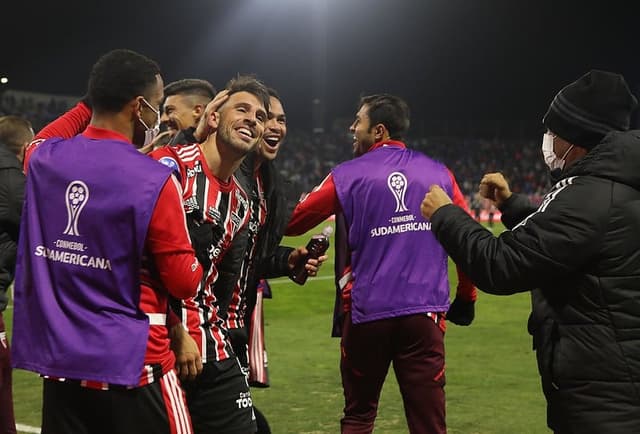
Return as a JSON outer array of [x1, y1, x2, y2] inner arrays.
[[218, 124, 260, 158]]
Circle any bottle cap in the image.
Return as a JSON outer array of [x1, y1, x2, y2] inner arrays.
[[322, 226, 333, 237]]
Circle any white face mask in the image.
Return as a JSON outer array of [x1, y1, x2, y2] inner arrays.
[[542, 133, 573, 172], [139, 98, 161, 148]]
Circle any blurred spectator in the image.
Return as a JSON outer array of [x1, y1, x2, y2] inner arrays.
[[1, 89, 552, 208], [0, 115, 34, 434]]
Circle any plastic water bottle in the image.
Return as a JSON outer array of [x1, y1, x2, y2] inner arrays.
[[290, 226, 333, 285]]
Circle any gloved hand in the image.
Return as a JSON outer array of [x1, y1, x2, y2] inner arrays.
[[186, 210, 214, 272], [446, 297, 475, 326]]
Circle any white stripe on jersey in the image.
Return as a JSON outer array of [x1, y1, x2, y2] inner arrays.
[[175, 144, 201, 162], [513, 176, 577, 230]]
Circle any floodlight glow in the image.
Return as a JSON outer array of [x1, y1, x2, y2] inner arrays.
[[0, 77, 7, 84]]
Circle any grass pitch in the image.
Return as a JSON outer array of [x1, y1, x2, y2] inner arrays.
[[9, 222, 549, 433]]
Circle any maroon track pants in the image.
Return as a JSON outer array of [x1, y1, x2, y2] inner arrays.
[[340, 312, 446, 434]]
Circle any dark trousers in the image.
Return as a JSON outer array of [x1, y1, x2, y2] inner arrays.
[[0, 313, 16, 434], [340, 312, 446, 434], [182, 359, 256, 434], [41, 370, 191, 434]]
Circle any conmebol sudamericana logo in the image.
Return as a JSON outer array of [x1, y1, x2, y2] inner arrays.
[[387, 172, 408, 212], [63, 181, 89, 236]]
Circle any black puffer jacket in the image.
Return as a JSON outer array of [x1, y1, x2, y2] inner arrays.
[[0, 145, 25, 312], [431, 130, 640, 433]]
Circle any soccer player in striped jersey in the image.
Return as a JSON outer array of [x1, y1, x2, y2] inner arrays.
[[26, 75, 269, 433], [151, 76, 271, 434], [212, 88, 327, 434]]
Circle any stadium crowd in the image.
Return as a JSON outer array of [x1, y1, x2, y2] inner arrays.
[[1, 89, 551, 208]]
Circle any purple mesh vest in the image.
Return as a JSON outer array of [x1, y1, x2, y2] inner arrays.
[[12, 134, 171, 386], [332, 143, 453, 324]]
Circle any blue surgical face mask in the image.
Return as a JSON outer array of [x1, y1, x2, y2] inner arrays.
[[542, 133, 573, 171]]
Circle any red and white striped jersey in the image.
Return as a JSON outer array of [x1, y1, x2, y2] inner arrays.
[[151, 143, 251, 363], [226, 172, 268, 330]]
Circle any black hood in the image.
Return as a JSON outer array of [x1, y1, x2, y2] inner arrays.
[[564, 130, 640, 191]]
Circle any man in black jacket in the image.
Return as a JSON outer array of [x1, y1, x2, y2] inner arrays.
[[0, 115, 33, 434], [421, 70, 640, 434]]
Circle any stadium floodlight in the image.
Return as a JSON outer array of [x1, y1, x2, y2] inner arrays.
[[0, 77, 8, 84]]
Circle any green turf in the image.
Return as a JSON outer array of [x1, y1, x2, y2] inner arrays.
[[8, 222, 550, 433]]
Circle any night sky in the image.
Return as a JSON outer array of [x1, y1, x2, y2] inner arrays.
[[2, 0, 638, 131]]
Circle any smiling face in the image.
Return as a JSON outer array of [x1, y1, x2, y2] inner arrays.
[[161, 94, 200, 133], [257, 96, 287, 162], [216, 91, 267, 157], [349, 103, 376, 157]]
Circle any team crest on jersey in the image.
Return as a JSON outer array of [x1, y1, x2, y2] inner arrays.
[[63, 180, 90, 236], [387, 171, 409, 213]]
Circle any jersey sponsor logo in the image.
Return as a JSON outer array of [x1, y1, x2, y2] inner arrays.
[[63, 180, 89, 236], [235, 391, 253, 409], [387, 171, 409, 213], [158, 156, 179, 173], [186, 161, 203, 178]]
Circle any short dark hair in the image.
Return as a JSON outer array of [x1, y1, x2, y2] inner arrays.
[[266, 87, 281, 101], [88, 49, 161, 113], [266, 87, 285, 114], [0, 115, 33, 157], [164, 79, 216, 100], [224, 75, 270, 113], [359, 94, 410, 140]]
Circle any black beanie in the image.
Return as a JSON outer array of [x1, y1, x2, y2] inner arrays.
[[543, 70, 638, 149]]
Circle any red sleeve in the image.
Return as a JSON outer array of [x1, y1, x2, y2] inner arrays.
[[455, 264, 477, 301], [147, 176, 202, 299], [36, 101, 92, 141], [286, 173, 340, 236], [447, 168, 471, 214], [24, 101, 93, 172], [446, 169, 477, 301]]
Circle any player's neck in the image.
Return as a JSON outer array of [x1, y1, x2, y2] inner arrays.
[[200, 134, 245, 182]]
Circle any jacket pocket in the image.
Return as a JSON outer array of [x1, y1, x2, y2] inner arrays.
[[534, 319, 560, 389]]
